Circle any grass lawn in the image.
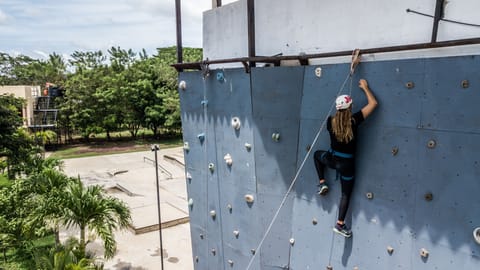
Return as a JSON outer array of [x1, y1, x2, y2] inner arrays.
[[49, 137, 183, 159]]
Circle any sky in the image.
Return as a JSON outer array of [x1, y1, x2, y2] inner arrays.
[[0, 0, 237, 60]]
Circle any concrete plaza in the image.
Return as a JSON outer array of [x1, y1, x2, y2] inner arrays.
[[62, 147, 193, 270]]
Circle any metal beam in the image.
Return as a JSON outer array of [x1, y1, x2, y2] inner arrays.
[[212, 0, 222, 8], [247, 0, 256, 67], [172, 37, 480, 71], [175, 0, 183, 71], [431, 0, 445, 42]]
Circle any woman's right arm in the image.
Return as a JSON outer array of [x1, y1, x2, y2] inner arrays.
[[359, 79, 378, 119]]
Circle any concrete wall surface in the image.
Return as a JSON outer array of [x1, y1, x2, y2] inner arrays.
[[203, 0, 480, 61]]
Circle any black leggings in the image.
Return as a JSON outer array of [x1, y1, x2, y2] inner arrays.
[[313, 150, 355, 222]]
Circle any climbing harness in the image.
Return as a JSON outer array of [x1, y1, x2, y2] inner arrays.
[[245, 49, 361, 270]]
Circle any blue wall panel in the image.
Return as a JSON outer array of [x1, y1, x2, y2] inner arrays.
[[422, 55, 480, 133], [250, 67, 304, 269], [179, 54, 480, 270], [178, 72, 209, 270]]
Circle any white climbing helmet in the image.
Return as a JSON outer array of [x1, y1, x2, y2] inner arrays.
[[335, 95, 353, 110]]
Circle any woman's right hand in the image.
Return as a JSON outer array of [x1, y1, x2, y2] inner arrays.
[[359, 79, 368, 91]]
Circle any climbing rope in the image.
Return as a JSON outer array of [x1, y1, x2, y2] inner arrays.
[[245, 54, 359, 269]]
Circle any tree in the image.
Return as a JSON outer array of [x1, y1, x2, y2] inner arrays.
[[34, 237, 102, 270], [25, 159, 70, 246], [0, 94, 39, 179], [60, 180, 131, 259]]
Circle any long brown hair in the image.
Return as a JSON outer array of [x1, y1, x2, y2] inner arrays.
[[332, 108, 353, 143]]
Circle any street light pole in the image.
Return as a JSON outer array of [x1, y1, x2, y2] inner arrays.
[[151, 144, 165, 269]]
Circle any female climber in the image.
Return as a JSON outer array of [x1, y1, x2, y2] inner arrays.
[[313, 78, 378, 238]]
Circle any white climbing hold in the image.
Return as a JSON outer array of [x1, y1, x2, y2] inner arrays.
[[474, 227, 480, 244], [179, 80, 187, 90], [420, 248, 429, 258], [272, 133, 280, 142], [188, 198, 194, 207], [245, 194, 254, 203], [289, 238, 295, 245], [186, 172, 192, 180], [315, 67, 322, 77], [233, 230, 240, 237], [209, 163, 215, 172], [183, 142, 190, 151], [210, 210, 216, 218], [245, 143, 252, 151], [224, 153, 233, 166], [231, 117, 241, 130]]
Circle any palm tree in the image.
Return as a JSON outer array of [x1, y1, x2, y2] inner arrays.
[[60, 180, 131, 259], [34, 237, 102, 270], [26, 158, 70, 246]]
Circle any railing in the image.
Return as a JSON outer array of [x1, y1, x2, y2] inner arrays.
[[143, 156, 173, 179]]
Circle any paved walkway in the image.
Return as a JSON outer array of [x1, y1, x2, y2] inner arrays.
[[62, 147, 193, 270]]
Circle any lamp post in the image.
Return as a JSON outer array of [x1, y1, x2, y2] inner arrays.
[[151, 144, 165, 269]]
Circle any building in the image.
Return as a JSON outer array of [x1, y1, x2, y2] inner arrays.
[[0, 85, 39, 127]]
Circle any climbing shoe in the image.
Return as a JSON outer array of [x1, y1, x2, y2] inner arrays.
[[317, 183, 329, 195], [333, 223, 352, 238]]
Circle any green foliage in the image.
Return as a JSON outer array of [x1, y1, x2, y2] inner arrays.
[[2, 46, 201, 142], [61, 180, 131, 259]]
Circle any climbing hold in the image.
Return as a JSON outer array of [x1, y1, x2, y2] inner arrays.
[[366, 192, 374, 200], [233, 230, 240, 238], [312, 218, 318, 225], [353, 267, 359, 270], [224, 153, 233, 166], [186, 172, 192, 180], [387, 246, 394, 254], [211, 249, 216, 256], [245, 194, 255, 203], [231, 117, 241, 130], [216, 71, 225, 82], [188, 198, 194, 207], [200, 234, 204, 239], [306, 145, 311, 151], [405, 81, 415, 89], [210, 210, 216, 218], [208, 163, 215, 172], [227, 204, 233, 211], [420, 248, 429, 258], [179, 80, 187, 90], [197, 133, 205, 142], [183, 142, 190, 152], [315, 67, 322, 78], [462, 80, 469, 88], [289, 238, 295, 245], [391, 146, 399, 156], [272, 133, 280, 142], [326, 265, 333, 270], [473, 227, 480, 244], [201, 100, 208, 107], [245, 143, 252, 151], [228, 259, 234, 266], [251, 249, 256, 255], [195, 256, 199, 262], [424, 192, 433, 201], [427, 140, 436, 149]]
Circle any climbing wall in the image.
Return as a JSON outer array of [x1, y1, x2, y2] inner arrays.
[[179, 54, 480, 270]]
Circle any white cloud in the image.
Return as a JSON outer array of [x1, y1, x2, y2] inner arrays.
[[0, 9, 8, 24], [0, 0, 241, 59]]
